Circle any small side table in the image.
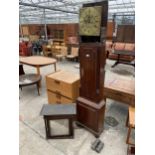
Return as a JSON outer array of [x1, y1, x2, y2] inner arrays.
[[40, 104, 77, 139]]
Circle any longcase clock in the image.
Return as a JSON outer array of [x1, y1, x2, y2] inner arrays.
[[76, 1, 108, 137]]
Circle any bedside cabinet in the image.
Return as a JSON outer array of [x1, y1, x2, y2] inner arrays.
[[46, 70, 80, 104]]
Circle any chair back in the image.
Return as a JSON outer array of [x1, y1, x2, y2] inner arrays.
[[60, 46, 68, 56]]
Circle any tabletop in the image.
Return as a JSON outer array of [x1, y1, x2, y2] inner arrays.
[[40, 104, 76, 116], [19, 56, 57, 66], [104, 77, 135, 96], [46, 70, 80, 84]]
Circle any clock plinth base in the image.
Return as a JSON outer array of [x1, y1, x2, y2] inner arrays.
[[76, 97, 106, 137]]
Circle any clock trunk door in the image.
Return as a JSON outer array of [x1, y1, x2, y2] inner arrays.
[[79, 46, 99, 102]]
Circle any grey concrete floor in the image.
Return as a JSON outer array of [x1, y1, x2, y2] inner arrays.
[[19, 59, 135, 155]]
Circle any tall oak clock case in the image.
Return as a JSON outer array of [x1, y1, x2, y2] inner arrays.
[[76, 1, 108, 137]]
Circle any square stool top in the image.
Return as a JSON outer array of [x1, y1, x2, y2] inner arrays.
[[40, 104, 76, 116]]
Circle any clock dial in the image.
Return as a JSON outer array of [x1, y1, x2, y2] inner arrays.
[[79, 6, 102, 36]]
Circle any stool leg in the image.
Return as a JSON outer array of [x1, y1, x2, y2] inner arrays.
[[44, 118, 51, 139], [69, 118, 74, 137]]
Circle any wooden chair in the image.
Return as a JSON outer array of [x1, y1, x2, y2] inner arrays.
[[42, 45, 52, 57], [126, 106, 135, 145], [55, 46, 68, 60], [66, 47, 79, 61], [51, 45, 61, 58]]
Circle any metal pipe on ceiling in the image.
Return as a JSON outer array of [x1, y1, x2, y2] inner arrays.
[[19, 2, 78, 14], [43, 9, 48, 40], [20, 1, 134, 12]]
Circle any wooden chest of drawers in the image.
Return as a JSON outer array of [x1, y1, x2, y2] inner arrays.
[[46, 70, 80, 104]]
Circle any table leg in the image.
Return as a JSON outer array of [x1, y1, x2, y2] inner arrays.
[[54, 63, 56, 72], [36, 66, 41, 87], [36, 82, 40, 96], [112, 54, 120, 68], [36, 66, 40, 75], [126, 111, 129, 127], [126, 126, 132, 145]]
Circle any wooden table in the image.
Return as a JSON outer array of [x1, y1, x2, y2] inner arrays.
[[20, 56, 57, 87], [104, 77, 135, 106], [20, 56, 57, 75]]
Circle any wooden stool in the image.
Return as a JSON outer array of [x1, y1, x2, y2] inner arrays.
[[40, 104, 76, 139], [126, 106, 135, 145]]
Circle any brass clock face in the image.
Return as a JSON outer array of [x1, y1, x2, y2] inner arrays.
[[79, 6, 102, 36]]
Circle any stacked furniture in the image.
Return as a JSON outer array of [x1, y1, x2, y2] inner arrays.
[[46, 70, 80, 104], [51, 44, 62, 57], [42, 45, 52, 57], [55, 46, 68, 60]]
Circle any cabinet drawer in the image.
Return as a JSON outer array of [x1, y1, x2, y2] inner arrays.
[[47, 90, 74, 104], [46, 76, 79, 100]]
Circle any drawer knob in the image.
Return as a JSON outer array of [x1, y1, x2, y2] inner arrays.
[[54, 80, 60, 84], [86, 54, 90, 58], [56, 94, 61, 99], [55, 91, 61, 95], [56, 101, 61, 104]]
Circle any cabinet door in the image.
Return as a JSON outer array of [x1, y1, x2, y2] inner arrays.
[[79, 46, 98, 101]]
